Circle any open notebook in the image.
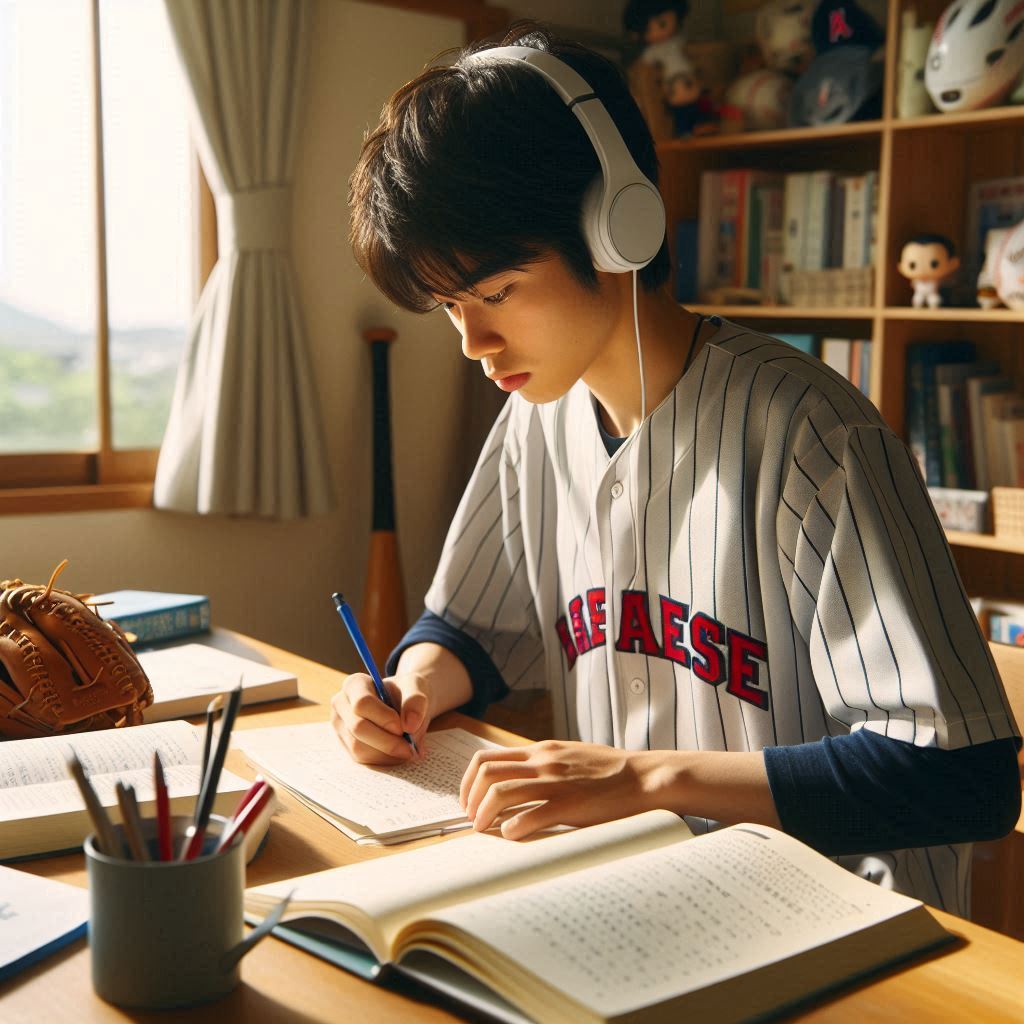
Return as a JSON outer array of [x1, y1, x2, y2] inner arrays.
[[232, 722, 498, 844]]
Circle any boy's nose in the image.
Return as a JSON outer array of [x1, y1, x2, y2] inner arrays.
[[459, 316, 503, 362]]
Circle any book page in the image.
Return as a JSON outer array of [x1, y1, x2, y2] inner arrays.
[[0, 721, 200, 790], [423, 825, 928, 1020], [234, 723, 492, 836], [139, 643, 296, 715], [247, 809, 691, 959], [0, 763, 248, 821]]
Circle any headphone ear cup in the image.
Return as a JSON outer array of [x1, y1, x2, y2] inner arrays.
[[581, 175, 627, 273], [580, 175, 614, 272]]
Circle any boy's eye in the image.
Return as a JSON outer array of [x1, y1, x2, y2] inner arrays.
[[484, 285, 512, 305]]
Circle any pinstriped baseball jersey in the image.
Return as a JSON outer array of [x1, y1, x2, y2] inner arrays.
[[425, 319, 1020, 914]]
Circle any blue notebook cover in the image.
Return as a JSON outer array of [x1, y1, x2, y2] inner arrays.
[[0, 868, 89, 982]]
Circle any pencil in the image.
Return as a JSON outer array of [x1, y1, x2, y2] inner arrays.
[[67, 754, 121, 858], [200, 693, 224, 784], [181, 681, 243, 860], [115, 782, 150, 862], [153, 751, 172, 861]]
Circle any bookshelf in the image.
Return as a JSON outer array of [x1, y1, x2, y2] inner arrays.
[[659, 0, 1024, 603]]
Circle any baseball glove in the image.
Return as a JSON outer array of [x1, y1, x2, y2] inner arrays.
[[0, 560, 154, 740]]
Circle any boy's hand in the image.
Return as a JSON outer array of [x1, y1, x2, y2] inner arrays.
[[459, 740, 660, 839], [330, 672, 430, 765]]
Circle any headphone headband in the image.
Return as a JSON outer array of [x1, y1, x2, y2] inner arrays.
[[464, 46, 666, 274]]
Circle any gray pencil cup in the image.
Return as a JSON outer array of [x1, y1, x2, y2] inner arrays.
[[84, 814, 278, 1009]]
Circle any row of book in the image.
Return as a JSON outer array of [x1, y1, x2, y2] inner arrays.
[[777, 334, 872, 399], [696, 169, 878, 303], [972, 597, 1024, 647], [906, 342, 1024, 491]]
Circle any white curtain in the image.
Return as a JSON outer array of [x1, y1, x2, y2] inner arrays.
[[155, 0, 332, 518]]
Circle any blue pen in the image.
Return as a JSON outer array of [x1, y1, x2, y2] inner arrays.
[[331, 592, 419, 756]]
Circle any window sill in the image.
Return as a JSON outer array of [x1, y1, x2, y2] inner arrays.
[[0, 483, 154, 516]]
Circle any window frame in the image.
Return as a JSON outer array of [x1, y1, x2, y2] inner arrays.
[[0, 0, 215, 515]]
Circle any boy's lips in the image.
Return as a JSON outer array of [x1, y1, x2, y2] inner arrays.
[[491, 373, 531, 393]]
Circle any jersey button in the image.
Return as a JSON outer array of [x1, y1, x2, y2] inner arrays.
[[629, 677, 646, 694], [610, 481, 624, 499]]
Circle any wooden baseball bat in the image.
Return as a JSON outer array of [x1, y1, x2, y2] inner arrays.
[[361, 326, 408, 670]]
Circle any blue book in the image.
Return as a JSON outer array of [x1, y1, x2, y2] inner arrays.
[[0, 867, 88, 982], [775, 333, 818, 355], [93, 590, 211, 644], [906, 343, 975, 485]]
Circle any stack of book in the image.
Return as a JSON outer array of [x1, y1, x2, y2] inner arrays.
[[906, 342, 1024, 492], [697, 168, 878, 303]]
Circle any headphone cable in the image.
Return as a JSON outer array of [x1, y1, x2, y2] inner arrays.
[[632, 268, 646, 427]]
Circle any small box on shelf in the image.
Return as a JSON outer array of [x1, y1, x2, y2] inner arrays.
[[993, 487, 1024, 539], [928, 487, 990, 533], [779, 266, 874, 308]]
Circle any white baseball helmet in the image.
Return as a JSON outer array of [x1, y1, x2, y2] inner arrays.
[[925, 0, 1024, 112]]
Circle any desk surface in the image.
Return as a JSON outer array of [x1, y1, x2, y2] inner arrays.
[[1, 629, 1022, 1024]]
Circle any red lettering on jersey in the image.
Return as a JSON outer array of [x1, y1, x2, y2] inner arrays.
[[829, 8, 854, 42], [587, 588, 607, 648], [726, 630, 769, 710], [690, 613, 725, 685], [555, 616, 578, 670], [568, 595, 592, 655], [615, 591, 662, 656], [660, 596, 690, 668]]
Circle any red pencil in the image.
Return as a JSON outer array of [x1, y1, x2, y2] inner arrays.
[[153, 752, 172, 862], [231, 775, 267, 819], [215, 781, 273, 854]]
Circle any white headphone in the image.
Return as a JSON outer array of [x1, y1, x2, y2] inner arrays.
[[465, 46, 666, 275]]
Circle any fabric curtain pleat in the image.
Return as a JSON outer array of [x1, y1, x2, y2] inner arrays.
[[155, 0, 332, 518]]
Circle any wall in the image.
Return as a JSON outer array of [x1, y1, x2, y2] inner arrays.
[[1, 0, 624, 675]]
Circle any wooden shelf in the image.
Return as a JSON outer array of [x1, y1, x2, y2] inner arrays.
[[688, 304, 875, 320], [946, 531, 1024, 555], [883, 307, 1024, 323], [656, 120, 884, 154], [891, 105, 1024, 133]]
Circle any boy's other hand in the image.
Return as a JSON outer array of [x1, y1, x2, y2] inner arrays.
[[330, 671, 430, 765], [459, 740, 659, 839]]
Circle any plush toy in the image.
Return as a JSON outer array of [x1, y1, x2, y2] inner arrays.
[[725, 69, 793, 130], [898, 234, 960, 308], [623, 1, 719, 136], [756, 0, 819, 75]]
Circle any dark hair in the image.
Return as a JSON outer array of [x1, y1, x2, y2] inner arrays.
[[622, 0, 689, 35], [908, 233, 956, 257], [348, 20, 670, 313]]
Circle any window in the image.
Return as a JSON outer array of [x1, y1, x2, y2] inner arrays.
[[0, 0, 204, 508]]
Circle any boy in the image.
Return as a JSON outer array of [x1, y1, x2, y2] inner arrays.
[[335, 23, 1020, 915]]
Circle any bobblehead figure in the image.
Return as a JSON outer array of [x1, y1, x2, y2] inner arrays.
[[898, 234, 960, 308]]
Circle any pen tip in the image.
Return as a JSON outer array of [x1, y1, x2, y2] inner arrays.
[[331, 592, 344, 607]]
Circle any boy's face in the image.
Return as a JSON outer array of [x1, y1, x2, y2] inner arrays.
[[433, 252, 621, 405]]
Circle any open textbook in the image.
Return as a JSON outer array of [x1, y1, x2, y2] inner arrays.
[[138, 643, 298, 723], [0, 722, 249, 860], [233, 723, 497, 844], [246, 810, 952, 1024]]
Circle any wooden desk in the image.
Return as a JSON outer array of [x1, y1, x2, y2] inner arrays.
[[2, 629, 1022, 1024]]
